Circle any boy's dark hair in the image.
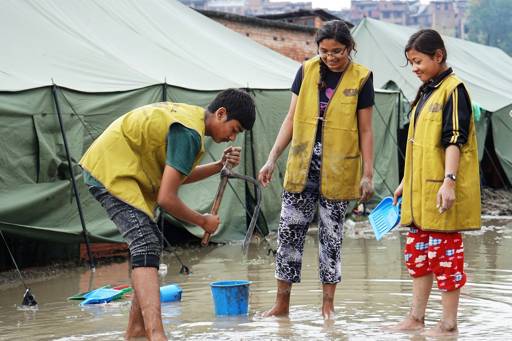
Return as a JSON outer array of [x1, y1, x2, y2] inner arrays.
[[315, 20, 356, 90], [207, 89, 256, 130], [405, 29, 447, 111]]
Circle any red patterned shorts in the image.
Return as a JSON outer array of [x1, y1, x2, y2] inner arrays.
[[404, 226, 466, 291]]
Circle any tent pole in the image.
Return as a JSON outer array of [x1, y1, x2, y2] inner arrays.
[[51, 84, 95, 271], [162, 80, 167, 102]]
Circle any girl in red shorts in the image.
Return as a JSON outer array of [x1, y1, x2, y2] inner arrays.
[[391, 29, 481, 336]]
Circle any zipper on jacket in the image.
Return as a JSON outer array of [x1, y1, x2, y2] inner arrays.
[[319, 64, 348, 196]]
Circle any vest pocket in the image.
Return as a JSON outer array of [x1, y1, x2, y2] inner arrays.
[[422, 179, 455, 229]]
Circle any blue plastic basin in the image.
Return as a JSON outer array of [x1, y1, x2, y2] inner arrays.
[[210, 280, 251, 316], [160, 284, 182, 303]]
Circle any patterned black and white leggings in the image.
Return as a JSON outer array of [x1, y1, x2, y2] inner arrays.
[[276, 141, 349, 284]]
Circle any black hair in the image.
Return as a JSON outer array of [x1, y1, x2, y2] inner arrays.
[[207, 88, 256, 130], [315, 20, 356, 90], [405, 29, 447, 110]]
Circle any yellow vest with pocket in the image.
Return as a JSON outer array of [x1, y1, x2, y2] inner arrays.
[[80, 102, 206, 220], [283, 57, 371, 200], [401, 74, 481, 232]]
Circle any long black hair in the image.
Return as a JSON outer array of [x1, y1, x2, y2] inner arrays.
[[315, 20, 356, 89], [405, 29, 447, 110]]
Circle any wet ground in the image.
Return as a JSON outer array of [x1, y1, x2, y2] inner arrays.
[[0, 217, 511, 340]]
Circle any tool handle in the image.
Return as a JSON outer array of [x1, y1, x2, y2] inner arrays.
[[201, 163, 232, 246]]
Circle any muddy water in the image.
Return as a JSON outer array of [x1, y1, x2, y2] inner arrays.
[[1, 218, 511, 340]]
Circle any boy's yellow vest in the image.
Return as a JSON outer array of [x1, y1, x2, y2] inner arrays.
[[401, 73, 481, 232], [80, 102, 206, 220], [283, 56, 371, 200]]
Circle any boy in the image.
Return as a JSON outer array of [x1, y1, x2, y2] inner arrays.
[[80, 89, 256, 340]]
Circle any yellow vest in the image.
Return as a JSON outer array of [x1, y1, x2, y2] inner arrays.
[[283, 57, 371, 200], [80, 102, 206, 220], [401, 74, 481, 232]]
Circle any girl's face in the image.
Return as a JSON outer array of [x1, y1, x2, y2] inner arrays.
[[318, 39, 349, 72], [406, 48, 446, 83]]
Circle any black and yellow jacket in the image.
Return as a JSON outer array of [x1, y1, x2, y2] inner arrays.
[[401, 72, 481, 232]]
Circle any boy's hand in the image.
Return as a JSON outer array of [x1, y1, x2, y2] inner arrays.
[[221, 146, 241, 168], [201, 213, 220, 234], [258, 160, 275, 187]]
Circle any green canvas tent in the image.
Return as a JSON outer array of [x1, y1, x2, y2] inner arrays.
[[0, 1, 400, 267], [352, 18, 512, 187]]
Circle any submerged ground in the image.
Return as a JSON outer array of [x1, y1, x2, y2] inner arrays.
[[0, 217, 511, 340]]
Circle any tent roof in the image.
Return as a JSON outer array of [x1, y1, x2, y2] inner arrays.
[[0, 0, 298, 92], [352, 18, 512, 112]]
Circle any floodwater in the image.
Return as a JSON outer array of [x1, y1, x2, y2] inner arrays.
[[1, 218, 511, 340]]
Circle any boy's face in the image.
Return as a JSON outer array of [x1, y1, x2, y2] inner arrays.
[[211, 108, 244, 143]]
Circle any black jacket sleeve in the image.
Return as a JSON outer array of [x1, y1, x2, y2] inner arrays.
[[441, 84, 471, 148]]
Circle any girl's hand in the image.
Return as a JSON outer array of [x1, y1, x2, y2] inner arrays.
[[359, 176, 374, 202], [258, 160, 275, 187], [221, 146, 241, 168], [437, 179, 456, 213], [393, 182, 403, 205]]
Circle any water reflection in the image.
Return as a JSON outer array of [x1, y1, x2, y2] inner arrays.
[[0, 219, 511, 340]]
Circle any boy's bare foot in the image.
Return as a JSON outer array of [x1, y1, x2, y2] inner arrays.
[[262, 304, 289, 317], [125, 327, 146, 339], [387, 315, 425, 331], [422, 321, 458, 337]]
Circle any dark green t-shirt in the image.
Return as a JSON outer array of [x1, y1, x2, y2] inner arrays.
[[83, 123, 201, 187]]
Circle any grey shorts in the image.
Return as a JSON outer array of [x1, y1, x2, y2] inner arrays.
[[89, 186, 162, 269]]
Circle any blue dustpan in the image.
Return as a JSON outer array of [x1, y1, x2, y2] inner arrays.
[[369, 196, 402, 240], [80, 288, 123, 306]]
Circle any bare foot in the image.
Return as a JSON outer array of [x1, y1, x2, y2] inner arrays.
[[387, 315, 425, 332], [422, 321, 458, 337], [125, 327, 146, 339], [322, 285, 336, 320], [322, 303, 335, 320], [262, 304, 289, 317]]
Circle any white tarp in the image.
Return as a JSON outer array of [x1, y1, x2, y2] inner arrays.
[[0, 0, 298, 92]]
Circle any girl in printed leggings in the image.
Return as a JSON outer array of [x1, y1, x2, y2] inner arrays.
[[258, 20, 374, 319]]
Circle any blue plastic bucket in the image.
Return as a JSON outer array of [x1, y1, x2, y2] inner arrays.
[[160, 284, 182, 303], [210, 280, 251, 316]]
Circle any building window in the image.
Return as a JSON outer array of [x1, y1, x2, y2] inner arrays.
[[273, 36, 278, 41]]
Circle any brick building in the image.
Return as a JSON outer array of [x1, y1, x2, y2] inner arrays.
[[410, 0, 469, 38], [257, 9, 344, 29], [199, 10, 318, 61], [350, 0, 470, 38], [350, 0, 415, 26], [180, 0, 312, 16]]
